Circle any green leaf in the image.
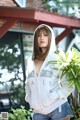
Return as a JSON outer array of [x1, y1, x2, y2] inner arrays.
[[49, 47, 80, 91]]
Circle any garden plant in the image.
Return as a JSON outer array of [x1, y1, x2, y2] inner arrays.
[[49, 48, 80, 119]]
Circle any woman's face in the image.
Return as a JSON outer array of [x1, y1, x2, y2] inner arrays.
[[37, 29, 49, 50]]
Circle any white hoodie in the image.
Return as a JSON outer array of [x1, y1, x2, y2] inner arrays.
[[25, 24, 74, 114]]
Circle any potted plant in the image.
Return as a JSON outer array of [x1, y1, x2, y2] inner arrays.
[[49, 47, 80, 119]]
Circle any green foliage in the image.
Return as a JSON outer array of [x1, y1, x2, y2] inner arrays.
[[42, 0, 59, 13], [11, 84, 25, 104], [0, 38, 21, 72], [9, 106, 33, 120], [42, 0, 80, 17], [74, 107, 80, 119], [0, 35, 24, 105], [49, 48, 80, 91]]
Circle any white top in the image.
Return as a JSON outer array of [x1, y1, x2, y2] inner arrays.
[[25, 24, 74, 114]]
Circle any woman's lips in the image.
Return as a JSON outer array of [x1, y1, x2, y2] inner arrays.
[[40, 41, 45, 43]]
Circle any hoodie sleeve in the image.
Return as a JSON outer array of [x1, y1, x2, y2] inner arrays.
[[56, 74, 74, 99], [49, 70, 74, 102]]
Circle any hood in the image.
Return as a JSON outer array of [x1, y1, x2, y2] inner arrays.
[[32, 24, 56, 59]]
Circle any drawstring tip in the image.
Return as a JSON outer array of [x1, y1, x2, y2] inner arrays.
[[59, 106, 61, 112]]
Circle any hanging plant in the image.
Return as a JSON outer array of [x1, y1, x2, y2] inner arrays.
[[49, 48, 80, 91]]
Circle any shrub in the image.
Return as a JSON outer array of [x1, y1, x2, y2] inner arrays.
[[9, 106, 32, 120]]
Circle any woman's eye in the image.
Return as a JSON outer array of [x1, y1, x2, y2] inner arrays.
[[37, 34, 48, 37], [44, 34, 48, 36]]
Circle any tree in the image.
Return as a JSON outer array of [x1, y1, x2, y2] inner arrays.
[[42, 0, 80, 18]]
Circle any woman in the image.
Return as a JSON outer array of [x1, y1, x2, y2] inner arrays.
[[25, 24, 74, 120]]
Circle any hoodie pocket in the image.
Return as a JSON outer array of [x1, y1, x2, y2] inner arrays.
[[41, 89, 59, 107], [40, 79, 59, 107], [48, 90, 59, 102], [30, 94, 42, 110]]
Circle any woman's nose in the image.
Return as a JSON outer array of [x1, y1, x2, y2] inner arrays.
[[40, 34, 44, 38]]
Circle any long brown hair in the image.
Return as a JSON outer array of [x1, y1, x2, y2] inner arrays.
[[32, 26, 51, 61]]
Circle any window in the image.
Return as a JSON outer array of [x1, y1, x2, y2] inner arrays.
[[15, 0, 26, 7], [67, 34, 80, 52], [0, 32, 24, 110]]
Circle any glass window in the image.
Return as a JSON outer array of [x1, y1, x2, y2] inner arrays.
[[15, 0, 26, 7], [0, 32, 25, 112]]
